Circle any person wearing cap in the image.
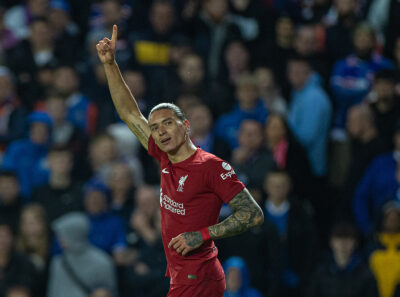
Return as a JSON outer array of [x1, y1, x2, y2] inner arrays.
[[309, 222, 378, 297], [353, 125, 400, 236], [369, 200, 400, 297], [47, 212, 117, 297], [2, 111, 52, 200]]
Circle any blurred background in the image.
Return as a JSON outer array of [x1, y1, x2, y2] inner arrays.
[[0, 0, 399, 296]]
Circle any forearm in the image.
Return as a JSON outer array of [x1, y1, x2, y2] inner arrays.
[[209, 189, 264, 240], [103, 60, 141, 121]]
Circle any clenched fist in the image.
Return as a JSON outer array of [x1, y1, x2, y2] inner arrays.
[[96, 24, 118, 64]]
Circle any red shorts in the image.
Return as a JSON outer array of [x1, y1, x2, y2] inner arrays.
[[167, 279, 226, 297]]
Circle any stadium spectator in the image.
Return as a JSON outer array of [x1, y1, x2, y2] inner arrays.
[[186, 103, 231, 161], [330, 22, 392, 141], [216, 74, 267, 149], [47, 212, 117, 297], [32, 145, 83, 224], [223, 256, 263, 297], [308, 222, 378, 297], [0, 221, 38, 297], [2, 111, 52, 200], [353, 124, 400, 236], [0, 170, 22, 231], [231, 119, 275, 191], [287, 56, 332, 177], [263, 169, 318, 297], [264, 113, 314, 199], [369, 201, 400, 297], [16, 204, 50, 297]]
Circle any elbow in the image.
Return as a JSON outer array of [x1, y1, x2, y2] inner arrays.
[[254, 208, 264, 226]]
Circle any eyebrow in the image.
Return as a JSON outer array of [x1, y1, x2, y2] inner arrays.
[[149, 117, 175, 128]]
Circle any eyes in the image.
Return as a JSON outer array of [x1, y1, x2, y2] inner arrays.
[[150, 120, 173, 132]]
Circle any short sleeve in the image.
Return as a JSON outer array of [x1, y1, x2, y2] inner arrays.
[[147, 135, 166, 163], [207, 159, 245, 204]]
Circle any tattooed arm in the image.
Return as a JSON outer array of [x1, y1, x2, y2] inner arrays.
[[168, 188, 264, 256], [97, 25, 150, 149]]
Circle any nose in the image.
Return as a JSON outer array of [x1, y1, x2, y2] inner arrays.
[[158, 126, 167, 136]]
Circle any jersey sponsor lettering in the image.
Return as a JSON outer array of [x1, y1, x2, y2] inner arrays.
[[220, 161, 235, 180], [160, 189, 186, 215]]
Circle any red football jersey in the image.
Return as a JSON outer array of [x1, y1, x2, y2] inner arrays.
[[148, 136, 245, 285]]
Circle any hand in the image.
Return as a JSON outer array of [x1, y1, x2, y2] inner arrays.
[[168, 231, 203, 256], [96, 24, 118, 64]]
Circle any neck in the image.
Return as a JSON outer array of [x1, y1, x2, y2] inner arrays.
[[112, 191, 127, 206], [32, 42, 52, 52], [277, 36, 292, 48], [334, 253, 351, 269], [168, 140, 197, 163], [50, 174, 71, 188]]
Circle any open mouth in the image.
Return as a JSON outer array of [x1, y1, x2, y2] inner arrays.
[[161, 137, 171, 145]]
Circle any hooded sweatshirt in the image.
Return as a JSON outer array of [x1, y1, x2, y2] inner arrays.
[[47, 212, 117, 297]]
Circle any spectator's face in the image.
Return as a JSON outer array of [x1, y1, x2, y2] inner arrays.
[[148, 109, 189, 154], [150, 3, 174, 35], [236, 85, 258, 109], [294, 26, 316, 57], [225, 41, 249, 73], [20, 210, 45, 239], [28, 0, 49, 16], [187, 105, 212, 136], [330, 236, 356, 259], [0, 177, 19, 204], [238, 120, 263, 150], [335, 0, 357, 16], [123, 71, 146, 98], [29, 21, 52, 47], [49, 8, 69, 32], [254, 67, 275, 92], [288, 60, 310, 90], [107, 163, 133, 193], [0, 75, 14, 102], [204, 0, 228, 22], [226, 267, 242, 292], [29, 122, 49, 145], [5, 286, 30, 297], [179, 55, 204, 86], [374, 79, 395, 103], [265, 115, 287, 146], [176, 95, 201, 114], [48, 151, 73, 175], [230, 0, 250, 11], [90, 289, 112, 297], [0, 225, 13, 255], [353, 30, 374, 55], [46, 98, 67, 124], [383, 209, 400, 233], [89, 137, 117, 168], [136, 187, 158, 217], [102, 0, 121, 27], [53, 67, 79, 96], [276, 17, 294, 41], [85, 191, 107, 214], [264, 173, 290, 204]]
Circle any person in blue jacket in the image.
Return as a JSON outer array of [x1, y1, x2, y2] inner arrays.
[[353, 125, 400, 236], [2, 111, 52, 200], [223, 256, 263, 297]]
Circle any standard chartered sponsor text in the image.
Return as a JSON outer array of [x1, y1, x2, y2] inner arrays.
[[161, 191, 186, 215]]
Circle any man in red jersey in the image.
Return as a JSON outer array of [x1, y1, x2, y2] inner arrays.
[[96, 25, 264, 297]]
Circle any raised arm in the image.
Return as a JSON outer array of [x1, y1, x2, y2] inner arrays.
[[96, 25, 150, 149], [168, 188, 264, 256]]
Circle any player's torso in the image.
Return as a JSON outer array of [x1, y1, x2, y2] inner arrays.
[[158, 154, 222, 237]]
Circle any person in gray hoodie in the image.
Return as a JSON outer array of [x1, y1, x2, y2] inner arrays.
[[47, 212, 117, 297]]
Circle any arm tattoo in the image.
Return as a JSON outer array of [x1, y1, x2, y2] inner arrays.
[[183, 231, 203, 248], [128, 122, 149, 150], [209, 189, 264, 240]]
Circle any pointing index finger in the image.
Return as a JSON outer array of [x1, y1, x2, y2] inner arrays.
[[111, 24, 118, 45]]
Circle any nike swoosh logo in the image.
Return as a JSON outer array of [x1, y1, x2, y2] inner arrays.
[[162, 168, 169, 174]]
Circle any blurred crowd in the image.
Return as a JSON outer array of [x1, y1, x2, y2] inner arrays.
[[0, 0, 400, 296]]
